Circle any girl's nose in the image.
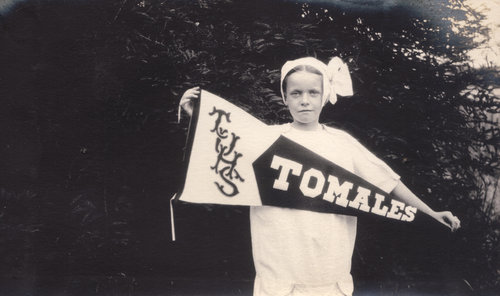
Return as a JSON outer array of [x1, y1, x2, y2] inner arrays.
[[300, 94, 311, 104]]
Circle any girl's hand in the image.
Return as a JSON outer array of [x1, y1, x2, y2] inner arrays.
[[431, 211, 461, 232], [179, 87, 200, 117]]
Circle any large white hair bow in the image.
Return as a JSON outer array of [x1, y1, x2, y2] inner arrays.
[[280, 56, 353, 105]]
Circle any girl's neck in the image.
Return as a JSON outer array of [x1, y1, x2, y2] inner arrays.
[[291, 121, 322, 131]]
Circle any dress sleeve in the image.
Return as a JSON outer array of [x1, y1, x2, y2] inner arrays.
[[329, 127, 400, 193]]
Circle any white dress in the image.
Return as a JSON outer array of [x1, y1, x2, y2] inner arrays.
[[250, 124, 400, 296]]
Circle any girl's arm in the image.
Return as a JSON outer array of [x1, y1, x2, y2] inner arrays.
[[392, 181, 461, 231]]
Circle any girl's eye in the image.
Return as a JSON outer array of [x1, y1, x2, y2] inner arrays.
[[310, 91, 320, 97], [290, 92, 300, 97]]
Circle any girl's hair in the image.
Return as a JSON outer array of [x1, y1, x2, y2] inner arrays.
[[282, 65, 323, 98]]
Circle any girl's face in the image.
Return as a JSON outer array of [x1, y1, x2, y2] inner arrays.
[[284, 71, 324, 130]]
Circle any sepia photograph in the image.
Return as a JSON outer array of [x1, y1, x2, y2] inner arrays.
[[0, 0, 499, 295]]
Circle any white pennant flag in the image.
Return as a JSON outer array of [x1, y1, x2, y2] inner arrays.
[[175, 90, 416, 221]]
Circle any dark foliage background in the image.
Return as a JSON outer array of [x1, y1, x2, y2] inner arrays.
[[0, 0, 498, 295]]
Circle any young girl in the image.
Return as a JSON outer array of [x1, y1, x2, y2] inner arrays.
[[179, 57, 461, 296]]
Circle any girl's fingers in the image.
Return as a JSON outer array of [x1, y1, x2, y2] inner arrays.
[[436, 211, 461, 231], [181, 95, 197, 104], [443, 219, 452, 230], [437, 215, 451, 229], [180, 88, 200, 103], [188, 86, 201, 94], [453, 216, 461, 230], [447, 214, 460, 232], [179, 87, 200, 118], [431, 211, 460, 232], [185, 90, 200, 99], [184, 91, 197, 97]]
